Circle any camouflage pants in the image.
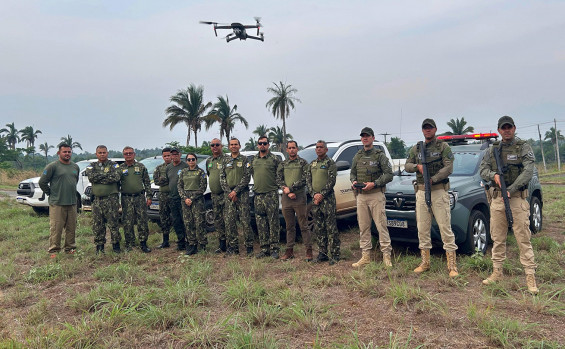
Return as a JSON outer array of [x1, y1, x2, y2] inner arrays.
[[182, 197, 207, 247], [169, 199, 186, 243], [225, 190, 254, 250], [254, 191, 280, 253], [158, 191, 172, 235], [121, 194, 150, 244], [92, 194, 121, 245], [211, 192, 226, 240], [312, 193, 340, 259]]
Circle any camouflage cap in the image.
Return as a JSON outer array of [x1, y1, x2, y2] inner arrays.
[[422, 118, 436, 128], [170, 147, 180, 153], [360, 127, 374, 137], [498, 115, 515, 128]]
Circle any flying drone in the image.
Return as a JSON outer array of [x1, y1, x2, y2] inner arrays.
[[200, 17, 264, 43]]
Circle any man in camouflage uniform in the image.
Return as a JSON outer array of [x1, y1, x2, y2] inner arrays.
[[119, 146, 152, 253], [220, 137, 254, 256], [206, 138, 227, 254], [350, 127, 394, 268], [250, 136, 281, 259], [405, 118, 459, 277], [277, 140, 313, 261], [152, 147, 172, 248], [85, 145, 121, 254], [307, 140, 340, 265], [480, 116, 539, 294], [165, 148, 189, 250]]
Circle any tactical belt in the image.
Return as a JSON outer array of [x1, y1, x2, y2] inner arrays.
[[491, 188, 527, 199], [122, 192, 143, 197], [94, 193, 118, 200], [417, 183, 449, 191], [358, 186, 385, 194]]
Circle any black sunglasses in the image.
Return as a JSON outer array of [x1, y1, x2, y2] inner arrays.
[[186, 158, 196, 162], [211, 143, 221, 147], [258, 142, 269, 146]]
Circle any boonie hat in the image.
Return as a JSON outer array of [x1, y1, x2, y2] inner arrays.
[[422, 118, 436, 128], [498, 115, 515, 128], [360, 127, 374, 137]]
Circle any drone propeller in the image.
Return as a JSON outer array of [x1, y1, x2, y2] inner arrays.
[[254, 17, 262, 35], [199, 21, 218, 25]]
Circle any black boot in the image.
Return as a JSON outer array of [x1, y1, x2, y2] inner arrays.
[[271, 250, 280, 259], [140, 241, 152, 253], [225, 247, 239, 256], [112, 243, 121, 253], [246, 246, 254, 257], [315, 253, 329, 263], [96, 245, 105, 255], [185, 244, 198, 256], [157, 234, 170, 249], [177, 241, 186, 251], [199, 244, 207, 252], [124, 242, 132, 252], [215, 240, 227, 253]]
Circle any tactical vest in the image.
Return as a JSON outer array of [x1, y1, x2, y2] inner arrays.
[[91, 162, 119, 197], [120, 163, 144, 194], [156, 164, 169, 193], [252, 154, 278, 193], [207, 156, 223, 194], [181, 168, 203, 191], [311, 157, 331, 193], [354, 148, 384, 185], [489, 140, 525, 187], [283, 159, 304, 190], [415, 141, 449, 185], [225, 156, 246, 189]]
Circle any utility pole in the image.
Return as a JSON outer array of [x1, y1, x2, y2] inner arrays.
[[556, 118, 561, 171], [380, 132, 391, 146], [537, 124, 547, 172]]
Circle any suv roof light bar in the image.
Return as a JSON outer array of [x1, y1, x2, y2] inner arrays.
[[437, 133, 498, 141]]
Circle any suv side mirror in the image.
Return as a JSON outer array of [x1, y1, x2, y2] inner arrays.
[[335, 160, 350, 171]]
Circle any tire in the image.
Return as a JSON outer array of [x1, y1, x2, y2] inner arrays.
[[32, 206, 49, 215], [529, 196, 542, 234], [204, 197, 215, 232], [463, 209, 489, 255], [306, 203, 314, 235]]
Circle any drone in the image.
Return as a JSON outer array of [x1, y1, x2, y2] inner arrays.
[[200, 17, 264, 43]]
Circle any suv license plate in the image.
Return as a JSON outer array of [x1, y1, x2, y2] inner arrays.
[[387, 219, 407, 228], [150, 203, 159, 210]]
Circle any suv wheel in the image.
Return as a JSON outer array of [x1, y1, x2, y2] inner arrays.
[[464, 209, 489, 255], [529, 196, 542, 234], [306, 203, 314, 234], [204, 198, 215, 232]]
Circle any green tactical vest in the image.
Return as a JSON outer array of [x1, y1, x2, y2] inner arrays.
[[225, 156, 246, 189], [354, 148, 384, 184], [120, 164, 144, 194], [415, 141, 449, 185], [283, 159, 304, 191], [181, 168, 203, 191], [91, 162, 119, 197], [489, 140, 525, 187], [311, 157, 331, 193], [252, 154, 278, 193], [157, 164, 169, 193], [207, 156, 223, 194]]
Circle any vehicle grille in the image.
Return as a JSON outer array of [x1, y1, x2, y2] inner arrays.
[[385, 193, 416, 211], [17, 183, 33, 197]]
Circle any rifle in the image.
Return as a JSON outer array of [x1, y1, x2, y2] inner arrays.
[[493, 145, 513, 229], [418, 141, 432, 208]]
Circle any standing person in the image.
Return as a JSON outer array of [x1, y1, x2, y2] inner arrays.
[[152, 147, 172, 248], [119, 146, 152, 253], [250, 136, 281, 259], [276, 140, 313, 261], [480, 116, 539, 294], [307, 140, 340, 265], [405, 119, 459, 277], [350, 127, 394, 268], [220, 137, 254, 256], [206, 138, 227, 254], [39, 143, 80, 256], [178, 153, 208, 255], [85, 145, 121, 254], [165, 148, 189, 251]]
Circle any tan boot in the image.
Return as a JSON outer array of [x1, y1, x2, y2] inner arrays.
[[352, 251, 371, 268], [280, 248, 294, 261], [482, 267, 503, 285], [383, 253, 392, 268], [414, 249, 430, 273], [526, 274, 539, 294], [446, 251, 459, 277]]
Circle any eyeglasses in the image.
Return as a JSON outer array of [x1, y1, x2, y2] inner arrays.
[[211, 143, 221, 147], [186, 158, 196, 162], [123, 152, 134, 155], [258, 142, 269, 146], [315, 146, 325, 149]]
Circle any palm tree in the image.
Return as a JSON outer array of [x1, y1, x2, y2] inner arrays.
[[265, 81, 301, 145], [252, 124, 270, 138], [0, 122, 20, 150], [244, 137, 257, 151], [443, 117, 474, 135], [39, 142, 54, 161], [544, 127, 564, 162], [163, 84, 212, 147], [268, 126, 293, 152], [204, 95, 248, 143], [19, 126, 42, 148], [60, 135, 83, 151]]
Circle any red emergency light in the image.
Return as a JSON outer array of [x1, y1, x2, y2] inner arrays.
[[437, 133, 498, 141]]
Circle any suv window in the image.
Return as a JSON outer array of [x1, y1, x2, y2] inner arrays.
[[336, 145, 362, 163], [452, 151, 483, 176]]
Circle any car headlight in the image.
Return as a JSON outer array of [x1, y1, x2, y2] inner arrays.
[[448, 191, 458, 209]]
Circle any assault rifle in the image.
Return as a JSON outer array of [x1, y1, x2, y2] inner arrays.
[[418, 141, 432, 208], [493, 145, 513, 229]]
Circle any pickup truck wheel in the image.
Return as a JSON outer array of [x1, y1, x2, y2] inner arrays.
[[204, 198, 215, 232], [32, 206, 49, 215], [306, 203, 314, 235], [464, 209, 489, 255], [529, 196, 542, 234]]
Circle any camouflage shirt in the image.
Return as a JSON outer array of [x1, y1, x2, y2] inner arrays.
[[307, 155, 337, 198], [119, 160, 152, 199], [405, 137, 453, 184], [153, 162, 170, 192], [220, 153, 251, 194], [85, 160, 121, 197]]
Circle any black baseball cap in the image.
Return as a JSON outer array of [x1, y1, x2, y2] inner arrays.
[[422, 118, 436, 128]]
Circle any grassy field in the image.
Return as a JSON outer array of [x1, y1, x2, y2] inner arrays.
[[0, 181, 564, 348]]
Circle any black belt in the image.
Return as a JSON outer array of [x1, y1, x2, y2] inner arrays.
[[122, 192, 143, 197]]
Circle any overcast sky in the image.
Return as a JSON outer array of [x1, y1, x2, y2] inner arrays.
[[1, 0, 564, 154]]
